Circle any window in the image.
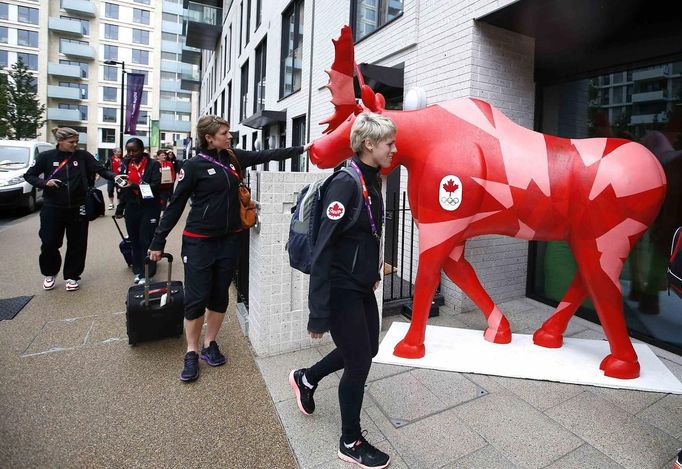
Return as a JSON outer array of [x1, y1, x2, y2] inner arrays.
[[0, 27, 7, 44], [162, 32, 178, 42], [162, 12, 178, 23], [137, 111, 148, 125], [134, 0, 150, 4], [18, 6, 38, 25], [245, 0, 251, 46], [103, 86, 117, 102], [131, 49, 149, 65], [60, 59, 88, 78], [103, 65, 117, 81], [141, 90, 148, 105], [133, 29, 150, 45], [101, 128, 116, 143], [161, 52, 178, 61], [256, 0, 262, 28], [352, 0, 403, 40], [0, 3, 7, 21], [104, 24, 118, 40], [131, 69, 148, 85], [104, 45, 118, 61], [239, 2, 243, 53], [254, 38, 266, 113], [133, 9, 150, 25], [59, 104, 88, 120], [61, 16, 89, 35], [16, 52, 37, 70], [0, 50, 8, 67], [17, 30, 39, 48], [105, 3, 119, 20], [103, 107, 117, 123], [240, 61, 249, 121], [59, 81, 88, 99], [280, 0, 304, 98]]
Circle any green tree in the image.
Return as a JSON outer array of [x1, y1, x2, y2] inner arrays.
[[6, 57, 45, 139], [0, 74, 11, 138]]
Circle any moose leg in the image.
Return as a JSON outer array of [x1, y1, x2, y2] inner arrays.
[[533, 274, 587, 348], [573, 244, 639, 379], [442, 245, 511, 344], [393, 245, 452, 359]]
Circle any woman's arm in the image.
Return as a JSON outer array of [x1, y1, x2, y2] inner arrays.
[[233, 145, 306, 168], [148, 162, 195, 253]]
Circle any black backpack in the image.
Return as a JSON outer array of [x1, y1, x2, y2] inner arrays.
[[287, 168, 363, 274], [668, 226, 682, 298]]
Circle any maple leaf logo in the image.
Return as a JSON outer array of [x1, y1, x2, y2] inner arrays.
[[443, 179, 459, 193], [327, 201, 345, 219]]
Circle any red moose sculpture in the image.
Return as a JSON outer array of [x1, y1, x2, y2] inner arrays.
[[308, 26, 667, 379]]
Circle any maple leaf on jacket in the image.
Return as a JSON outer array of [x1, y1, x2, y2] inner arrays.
[[443, 179, 459, 193]]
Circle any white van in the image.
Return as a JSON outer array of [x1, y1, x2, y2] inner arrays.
[[0, 140, 55, 212]]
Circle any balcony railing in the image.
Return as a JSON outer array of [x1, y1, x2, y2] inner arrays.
[[60, 42, 96, 60], [61, 0, 96, 18], [48, 17, 83, 36], [47, 85, 81, 100], [47, 107, 81, 122], [48, 62, 82, 79], [183, 1, 222, 49]]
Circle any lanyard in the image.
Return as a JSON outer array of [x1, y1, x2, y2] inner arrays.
[[129, 158, 147, 180], [349, 160, 379, 238], [198, 152, 241, 181], [48, 155, 71, 180]]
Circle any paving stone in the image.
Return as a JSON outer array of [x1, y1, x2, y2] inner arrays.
[[367, 361, 411, 383], [441, 444, 518, 468], [568, 329, 607, 341], [637, 394, 682, 439], [453, 391, 582, 468], [545, 390, 680, 469], [23, 316, 95, 355], [276, 387, 383, 469], [256, 347, 337, 403], [661, 358, 682, 382], [490, 375, 584, 411], [411, 368, 484, 407], [589, 386, 666, 414], [365, 405, 487, 468], [545, 443, 620, 468], [88, 312, 127, 344]]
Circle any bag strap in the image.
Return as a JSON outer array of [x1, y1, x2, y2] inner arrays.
[[671, 227, 682, 264], [77, 153, 93, 189], [338, 167, 365, 233]]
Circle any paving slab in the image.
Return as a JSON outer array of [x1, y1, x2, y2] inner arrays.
[[544, 443, 621, 468], [489, 375, 584, 411], [442, 444, 519, 469]]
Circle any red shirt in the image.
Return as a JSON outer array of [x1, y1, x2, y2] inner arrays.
[[111, 156, 122, 175], [128, 157, 148, 186]]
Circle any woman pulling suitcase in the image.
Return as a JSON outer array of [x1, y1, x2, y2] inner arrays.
[[148, 115, 311, 382]]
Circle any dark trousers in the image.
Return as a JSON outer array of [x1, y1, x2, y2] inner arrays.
[[305, 288, 380, 443], [38, 205, 89, 280], [124, 202, 161, 278]]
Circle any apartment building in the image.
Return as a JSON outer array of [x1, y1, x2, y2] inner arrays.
[[190, 0, 681, 357], [0, 0, 197, 159]]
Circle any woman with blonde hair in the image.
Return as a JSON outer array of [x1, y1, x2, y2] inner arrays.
[[24, 127, 119, 291], [148, 115, 311, 382]]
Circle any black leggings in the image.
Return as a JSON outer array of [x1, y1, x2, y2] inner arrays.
[[124, 202, 161, 278], [38, 205, 89, 280], [305, 288, 380, 443]]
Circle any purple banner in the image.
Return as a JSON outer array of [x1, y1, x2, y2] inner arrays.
[[124, 73, 146, 135]]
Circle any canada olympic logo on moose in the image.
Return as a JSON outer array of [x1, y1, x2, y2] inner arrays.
[[439, 175, 462, 211]]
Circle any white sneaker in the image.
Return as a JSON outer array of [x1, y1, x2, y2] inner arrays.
[[65, 279, 79, 291], [133, 274, 141, 285], [43, 276, 56, 290], [107, 204, 115, 210]]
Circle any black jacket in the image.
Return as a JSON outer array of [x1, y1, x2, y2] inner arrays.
[[149, 146, 304, 251], [307, 156, 384, 333], [24, 148, 115, 208], [116, 156, 162, 210]]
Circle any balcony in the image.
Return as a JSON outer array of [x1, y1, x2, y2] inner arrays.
[[47, 85, 81, 100], [61, 0, 96, 18], [160, 99, 192, 113], [180, 67, 201, 92], [78, 132, 87, 144], [48, 17, 83, 36], [160, 79, 183, 93], [631, 90, 667, 103], [162, 21, 183, 35], [161, 59, 183, 74], [161, 40, 183, 54], [632, 66, 669, 81], [181, 44, 201, 65], [48, 62, 82, 79], [61, 42, 96, 60], [183, 1, 222, 50], [630, 112, 668, 125], [47, 107, 81, 122], [159, 116, 192, 132], [164, 0, 184, 15]]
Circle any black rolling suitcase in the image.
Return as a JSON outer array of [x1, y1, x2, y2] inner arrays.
[[112, 216, 133, 267], [125, 253, 184, 345]]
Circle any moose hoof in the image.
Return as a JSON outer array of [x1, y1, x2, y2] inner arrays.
[[533, 328, 563, 348], [393, 339, 425, 359], [600, 354, 640, 379], [483, 326, 511, 344]]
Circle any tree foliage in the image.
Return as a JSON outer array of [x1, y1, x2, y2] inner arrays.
[[0, 57, 45, 139]]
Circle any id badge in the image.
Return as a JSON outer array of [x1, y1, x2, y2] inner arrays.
[[139, 183, 154, 199]]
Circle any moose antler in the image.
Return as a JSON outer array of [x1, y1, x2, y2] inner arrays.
[[320, 26, 362, 134]]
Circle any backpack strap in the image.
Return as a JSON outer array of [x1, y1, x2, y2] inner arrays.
[[339, 167, 364, 232]]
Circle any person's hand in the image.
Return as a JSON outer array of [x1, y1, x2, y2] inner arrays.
[[114, 175, 128, 188], [308, 330, 324, 339], [373, 281, 380, 291], [45, 179, 62, 188], [303, 141, 314, 152], [147, 250, 162, 262]]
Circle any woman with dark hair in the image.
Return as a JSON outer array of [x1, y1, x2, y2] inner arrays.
[[148, 115, 310, 382], [24, 127, 118, 291], [115, 138, 161, 284]]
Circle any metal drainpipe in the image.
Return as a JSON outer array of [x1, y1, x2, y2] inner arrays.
[[305, 0, 316, 172]]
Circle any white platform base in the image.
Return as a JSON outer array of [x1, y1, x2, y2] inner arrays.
[[374, 323, 682, 394]]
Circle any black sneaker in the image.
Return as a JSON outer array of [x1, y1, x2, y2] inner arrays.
[[288, 369, 316, 415], [674, 449, 682, 469], [338, 432, 390, 469], [180, 351, 199, 382], [200, 341, 226, 367]]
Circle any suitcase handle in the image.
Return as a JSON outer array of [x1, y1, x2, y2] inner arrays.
[[144, 253, 173, 307], [112, 215, 128, 241]]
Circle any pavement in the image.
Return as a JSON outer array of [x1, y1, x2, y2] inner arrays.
[[1, 205, 681, 468]]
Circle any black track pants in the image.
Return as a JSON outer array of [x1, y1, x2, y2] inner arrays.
[[305, 288, 380, 443], [124, 202, 161, 278], [38, 205, 89, 280]]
